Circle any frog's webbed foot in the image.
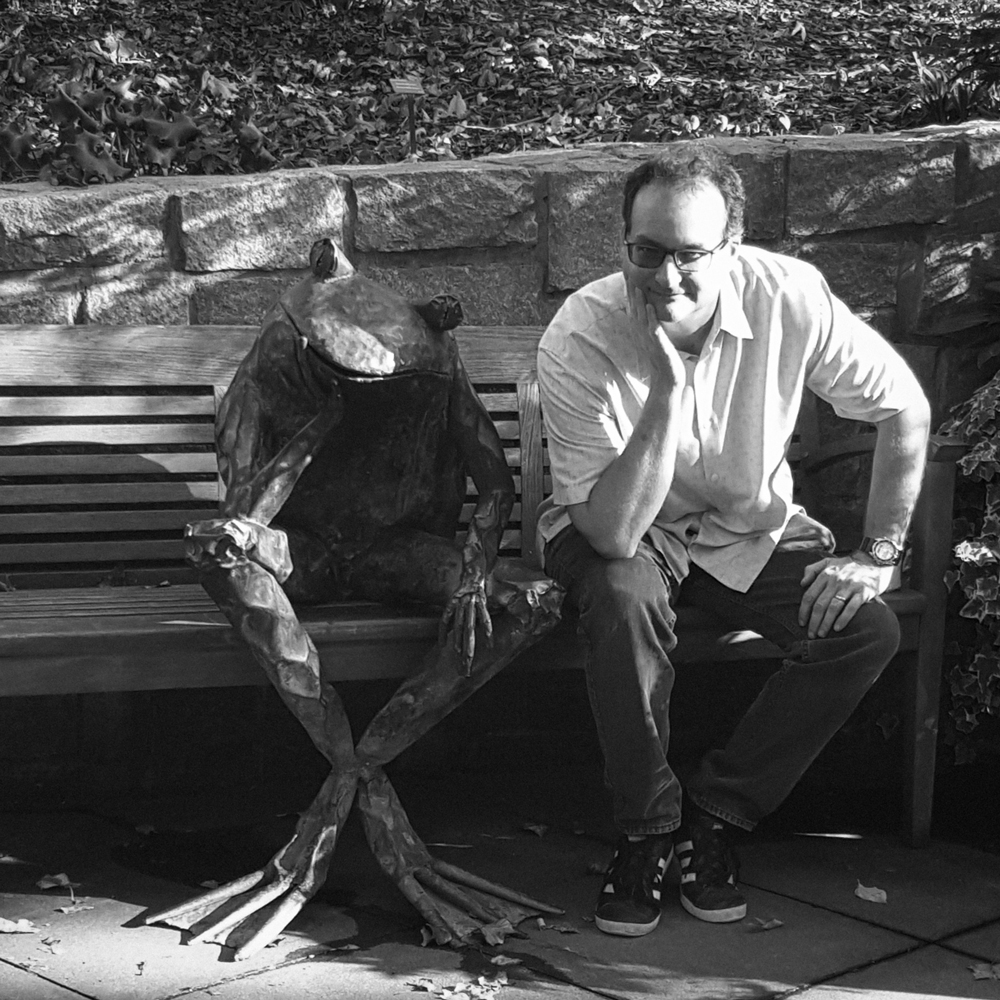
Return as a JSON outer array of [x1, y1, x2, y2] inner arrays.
[[146, 769, 357, 961], [357, 769, 562, 948]]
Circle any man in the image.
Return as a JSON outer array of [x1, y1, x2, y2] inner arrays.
[[536, 146, 930, 937]]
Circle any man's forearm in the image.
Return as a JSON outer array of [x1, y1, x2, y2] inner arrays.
[[569, 384, 687, 559], [861, 401, 932, 546]]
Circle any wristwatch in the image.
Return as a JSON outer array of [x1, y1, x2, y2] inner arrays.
[[857, 536, 904, 567]]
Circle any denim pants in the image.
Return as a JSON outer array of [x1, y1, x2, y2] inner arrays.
[[543, 525, 900, 836]]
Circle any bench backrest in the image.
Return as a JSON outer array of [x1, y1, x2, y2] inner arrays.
[[0, 324, 548, 585]]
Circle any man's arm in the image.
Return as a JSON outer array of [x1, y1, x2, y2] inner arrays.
[[568, 290, 693, 560], [799, 395, 932, 638]]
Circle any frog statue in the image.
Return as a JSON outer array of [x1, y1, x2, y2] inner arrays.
[[146, 239, 564, 959]]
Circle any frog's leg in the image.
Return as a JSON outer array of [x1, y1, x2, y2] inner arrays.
[[145, 528, 365, 960], [346, 533, 566, 948]]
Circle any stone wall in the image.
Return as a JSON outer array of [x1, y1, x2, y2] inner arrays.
[[3, 123, 999, 424]]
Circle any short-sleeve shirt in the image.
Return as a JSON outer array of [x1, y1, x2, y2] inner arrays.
[[536, 245, 926, 592]]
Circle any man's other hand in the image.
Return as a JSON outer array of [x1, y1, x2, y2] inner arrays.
[[798, 556, 895, 639]]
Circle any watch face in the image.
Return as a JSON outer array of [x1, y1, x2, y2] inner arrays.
[[872, 539, 899, 564]]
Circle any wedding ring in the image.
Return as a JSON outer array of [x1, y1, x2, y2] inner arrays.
[[831, 594, 848, 603]]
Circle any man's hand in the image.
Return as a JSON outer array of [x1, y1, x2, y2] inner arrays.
[[626, 284, 687, 390], [799, 555, 896, 639]]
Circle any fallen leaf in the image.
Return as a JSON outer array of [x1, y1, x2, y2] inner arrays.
[[426, 843, 473, 849], [419, 925, 435, 947], [37, 873, 80, 891], [749, 916, 784, 931], [325, 943, 359, 952], [480, 917, 515, 946], [199, 879, 220, 888], [406, 978, 436, 992], [522, 823, 548, 837], [55, 903, 94, 914], [544, 922, 580, 934], [970, 962, 1000, 980], [854, 880, 888, 904], [40, 936, 63, 955], [489, 954, 522, 965], [0, 853, 26, 864], [0, 917, 38, 934]]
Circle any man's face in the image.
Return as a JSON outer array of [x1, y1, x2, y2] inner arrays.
[[621, 180, 733, 339]]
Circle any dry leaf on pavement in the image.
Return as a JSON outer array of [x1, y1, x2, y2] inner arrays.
[[854, 880, 888, 903], [0, 917, 38, 934]]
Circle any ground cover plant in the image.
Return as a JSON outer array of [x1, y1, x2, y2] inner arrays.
[[1, 0, 998, 184]]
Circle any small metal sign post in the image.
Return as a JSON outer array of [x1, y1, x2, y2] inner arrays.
[[390, 77, 425, 156]]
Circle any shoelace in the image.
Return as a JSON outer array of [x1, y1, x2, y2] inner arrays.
[[608, 839, 667, 894], [686, 819, 738, 884]]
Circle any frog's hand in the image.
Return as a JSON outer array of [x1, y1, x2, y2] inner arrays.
[[221, 399, 343, 524]]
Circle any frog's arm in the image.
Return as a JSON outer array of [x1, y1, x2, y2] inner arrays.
[[439, 358, 515, 668], [217, 326, 343, 524], [449, 356, 515, 571]]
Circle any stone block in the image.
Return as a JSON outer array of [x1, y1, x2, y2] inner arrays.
[[362, 259, 544, 326], [787, 135, 955, 235], [190, 273, 292, 325], [0, 268, 82, 322], [352, 164, 536, 252], [784, 240, 899, 310], [546, 137, 788, 290], [175, 169, 349, 272], [0, 181, 167, 270], [83, 262, 192, 325], [924, 234, 995, 308]]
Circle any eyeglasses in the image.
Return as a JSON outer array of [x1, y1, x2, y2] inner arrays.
[[623, 237, 728, 272]]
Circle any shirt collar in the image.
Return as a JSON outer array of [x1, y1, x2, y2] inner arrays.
[[717, 269, 754, 341]]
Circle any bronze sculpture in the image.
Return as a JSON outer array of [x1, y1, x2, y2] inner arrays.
[[146, 239, 563, 958]]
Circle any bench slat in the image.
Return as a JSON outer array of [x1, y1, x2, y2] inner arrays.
[[3, 424, 214, 446], [0, 396, 214, 417], [0, 539, 186, 563], [0, 482, 219, 504], [0, 509, 217, 534], [0, 453, 218, 476]]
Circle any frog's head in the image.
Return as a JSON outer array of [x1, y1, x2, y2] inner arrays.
[[278, 239, 456, 380]]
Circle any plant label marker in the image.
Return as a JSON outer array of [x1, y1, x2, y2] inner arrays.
[[390, 77, 425, 155]]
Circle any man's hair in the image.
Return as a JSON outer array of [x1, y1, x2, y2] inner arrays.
[[621, 146, 746, 242]]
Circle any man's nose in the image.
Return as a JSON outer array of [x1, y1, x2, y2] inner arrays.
[[654, 253, 685, 285]]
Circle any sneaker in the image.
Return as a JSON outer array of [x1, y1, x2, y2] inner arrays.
[[594, 834, 673, 937], [675, 805, 747, 923]]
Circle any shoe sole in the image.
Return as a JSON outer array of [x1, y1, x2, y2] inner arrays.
[[595, 912, 661, 936], [679, 893, 747, 923]]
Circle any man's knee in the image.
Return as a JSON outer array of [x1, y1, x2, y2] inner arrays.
[[579, 555, 669, 614], [827, 597, 900, 679]]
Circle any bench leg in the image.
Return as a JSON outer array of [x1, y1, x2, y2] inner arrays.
[[901, 640, 943, 848]]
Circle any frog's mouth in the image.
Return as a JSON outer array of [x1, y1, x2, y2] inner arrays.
[[282, 301, 452, 380]]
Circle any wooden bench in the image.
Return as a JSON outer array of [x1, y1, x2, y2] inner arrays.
[[0, 322, 962, 847]]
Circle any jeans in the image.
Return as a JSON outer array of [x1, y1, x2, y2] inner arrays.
[[543, 525, 900, 836]]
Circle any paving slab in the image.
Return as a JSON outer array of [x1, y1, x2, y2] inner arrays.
[[175, 941, 595, 999], [940, 919, 1000, 963], [740, 833, 1000, 941], [795, 943, 1000, 999], [0, 961, 84, 1000]]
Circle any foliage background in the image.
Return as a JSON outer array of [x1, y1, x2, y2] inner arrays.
[[1, 0, 998, 184]]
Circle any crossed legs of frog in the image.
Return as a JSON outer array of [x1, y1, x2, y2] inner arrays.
[[145, 418, 564, 959]]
